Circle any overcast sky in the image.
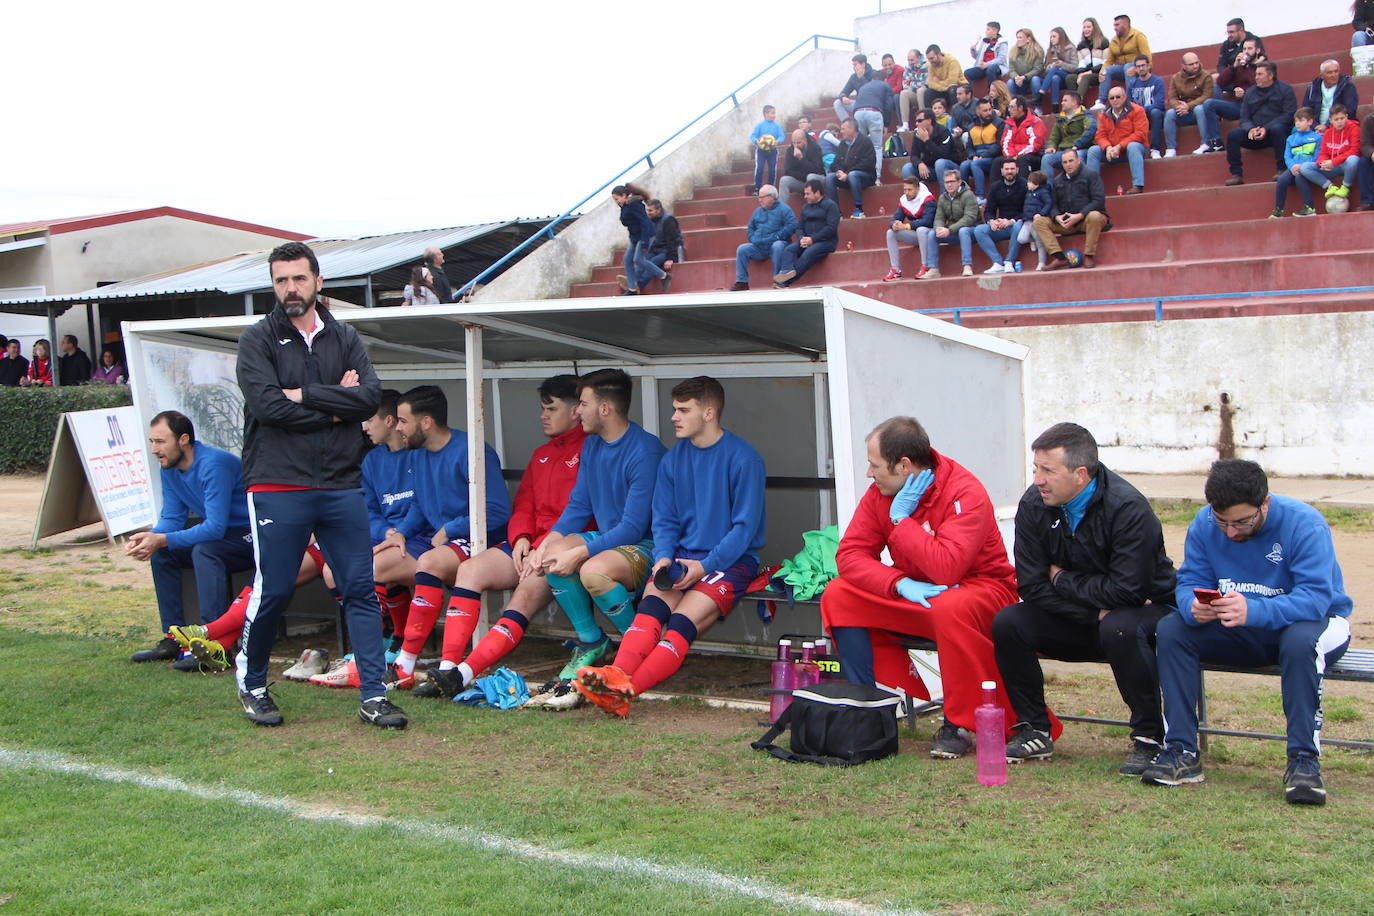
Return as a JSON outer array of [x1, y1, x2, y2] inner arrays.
[[7, 0, 897, 240]]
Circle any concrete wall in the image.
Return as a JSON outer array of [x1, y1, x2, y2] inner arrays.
[[987, 311, 1374, 477], [45, 218, 287, 295], [854, 0, 1341, 62], [475, 47, 854, 303]]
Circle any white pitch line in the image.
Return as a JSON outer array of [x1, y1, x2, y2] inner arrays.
[[0, 746, 928, 916]]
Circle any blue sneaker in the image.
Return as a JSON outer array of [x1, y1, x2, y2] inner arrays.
[[1140, 745, 1204, 786]]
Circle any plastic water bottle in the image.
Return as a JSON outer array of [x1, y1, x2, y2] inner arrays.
[[974, 680, 1008, 786], [797, 641, 822, 689], [846, 240, 854, 251], [653, 561, 686, 591], [769, 639, 797, 723], [1116, 183, 1124, 196], [1012, 260, 1023, 273], [878, 205, 886, 216]]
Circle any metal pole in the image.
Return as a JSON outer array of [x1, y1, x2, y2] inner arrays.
[[47, 306, 60, 386], [464, 324, 490, 641]]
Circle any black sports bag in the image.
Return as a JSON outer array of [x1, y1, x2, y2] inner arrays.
[[750, 681, 901, 766]]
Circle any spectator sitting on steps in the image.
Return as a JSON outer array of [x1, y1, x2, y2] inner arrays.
[[1163, 53, 1213, 158], [774, 179, 841, 288], [834, 53, 876, 123], [882, 175, 938, 281], [779, 128, 825, 208], [731, 185, 797, 291], [1035, 147, 1110, 270], [824, 118, 879, 219], [1223, 60, 1296, 186], [916, 169, 980, 279], [1042, 91, 1098, 177], [1085, 86, 1149, 194], [1270, 107, 1323, 218], [1301, 59, 1360, 131]]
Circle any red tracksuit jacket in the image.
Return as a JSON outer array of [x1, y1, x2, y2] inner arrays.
[[836, 449, 1015, 597], [1318, 121, 1362, 166], [505, 426, 588, 548]]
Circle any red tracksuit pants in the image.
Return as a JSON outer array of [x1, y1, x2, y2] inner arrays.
[[820, 574, 1062, 738]]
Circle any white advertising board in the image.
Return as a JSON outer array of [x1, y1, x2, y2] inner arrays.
[[32, 406, 156, 544]]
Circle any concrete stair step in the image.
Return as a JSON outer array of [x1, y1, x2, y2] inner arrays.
[[572, 244, 1374, 306], [597, 209, 1374, 269]]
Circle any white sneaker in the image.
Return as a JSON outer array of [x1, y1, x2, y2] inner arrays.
[[1090, 101, 1106, 112], [1150, 149, 1161, 159], [961, 265, 973, 277], [899, 122, 910, 132], [538, 681, 585, 710], [1192, 142, 1210, 155], [283, 648, 329, 681], [984, 262, 1007, 274], [1164, 149, 1177, 158]]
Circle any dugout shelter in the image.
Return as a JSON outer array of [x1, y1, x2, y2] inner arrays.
[[121, 288, 1027, 654]]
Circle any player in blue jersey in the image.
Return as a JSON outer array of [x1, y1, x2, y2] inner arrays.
[[358, 389, 429, 650], [1142, 459, 1353, 805], [577, 376, 766, 716], [526, 368, 667, 705], [376, 385, 511, 685]]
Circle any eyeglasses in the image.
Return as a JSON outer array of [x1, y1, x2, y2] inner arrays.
[[1212, 506, 1264, 531]]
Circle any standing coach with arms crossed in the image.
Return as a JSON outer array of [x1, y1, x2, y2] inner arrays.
[[234, 241, 407, 729]]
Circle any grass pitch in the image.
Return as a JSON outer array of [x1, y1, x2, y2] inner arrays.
[[1, 625, 1373, 915]]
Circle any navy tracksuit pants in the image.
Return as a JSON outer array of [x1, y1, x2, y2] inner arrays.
[[235, 489, 387, 699], [1156, 612, 1351, 757], [150, 530, 254, 632]]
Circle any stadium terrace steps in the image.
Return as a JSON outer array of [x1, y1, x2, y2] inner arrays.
[[571, 22, 1373, 326]]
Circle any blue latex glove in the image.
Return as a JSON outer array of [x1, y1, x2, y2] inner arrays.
[[889, 468, 935, 524], [896, 577, 948, 608]]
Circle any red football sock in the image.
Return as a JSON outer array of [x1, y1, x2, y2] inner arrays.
[[613, 613, 666, 677], [630, 629, 693, 694], [459, 610, 528, 673], [437, 587, 482, 660], [387, 586, 411, 633], [402, 575, 446, 656], [207, 586, 252, 645]]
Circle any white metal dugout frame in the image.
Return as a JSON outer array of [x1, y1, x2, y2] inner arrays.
[[122, 288, 1029, 651]]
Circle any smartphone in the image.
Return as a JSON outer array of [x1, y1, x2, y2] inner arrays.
[[1193, 588, 1222, 604]]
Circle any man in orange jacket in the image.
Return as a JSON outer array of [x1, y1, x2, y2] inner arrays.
[[820, 416, 1062, 760], [1085, 85, 1150, 193]]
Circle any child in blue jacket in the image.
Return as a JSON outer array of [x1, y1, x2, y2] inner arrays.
[[1272, 107, 1323, 218], [1019, 170, 1056, 269]]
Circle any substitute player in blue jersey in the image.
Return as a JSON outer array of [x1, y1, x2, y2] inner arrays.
[[526, 368, 667, 703], [1142, 459, 1352, 805], [577, 376, 766, 716], [359, 389, 430, 651], [376, 385, 511, 685]]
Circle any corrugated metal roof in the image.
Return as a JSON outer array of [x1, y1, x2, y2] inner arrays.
[[1, 221, 519, 306]]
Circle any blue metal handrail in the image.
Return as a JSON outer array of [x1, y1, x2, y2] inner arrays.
[[457, 33, 856, 297], [917, 285, 1374, 325]]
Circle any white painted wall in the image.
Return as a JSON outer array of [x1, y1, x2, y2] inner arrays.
[[476, 48, 854, 303], [855, 0, 1343, 62], [987, 311, 1374, 477]]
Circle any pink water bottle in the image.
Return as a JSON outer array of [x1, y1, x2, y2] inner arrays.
[[797, 641, 821, 689], [974, 680, 1008, 786], [769, 639, 797, 723]]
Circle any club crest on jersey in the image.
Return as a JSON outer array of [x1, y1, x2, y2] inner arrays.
[[564, 455, 580, 468], [1266, 542, 1284, 565]]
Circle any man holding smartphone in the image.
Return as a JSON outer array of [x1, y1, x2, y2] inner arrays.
[[1143, 459, 1352, 805]]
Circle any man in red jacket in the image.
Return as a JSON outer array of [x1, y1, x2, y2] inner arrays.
[[821, 416, 1061, 759], [412, 374, 587, 700], [1085, 86, 1150, 193]]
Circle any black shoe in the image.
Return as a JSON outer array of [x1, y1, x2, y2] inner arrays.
[[1284, 753, 1326, 806], [930, 721, 974, 759], [1005, 722, 1053, 762], [359, 697, 408, 729], [413, 666, 464, 699], [239, 688, 283, 727], [1119, 738, 1160, 776], [1224, 176, 1244, 186], [132, 636, 180, 663], [1140, 745, 1204, 786], [170, 653, 201, 672], [730, 281, 749, 291]]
